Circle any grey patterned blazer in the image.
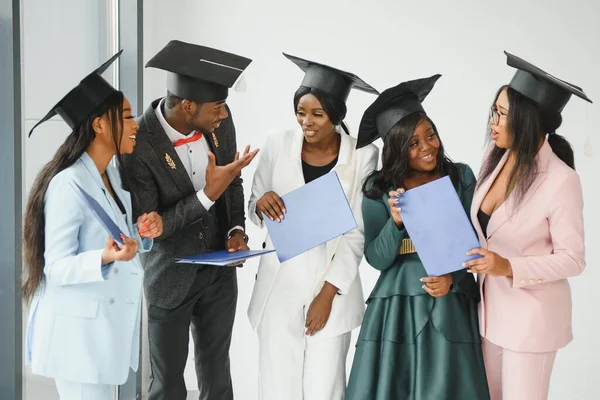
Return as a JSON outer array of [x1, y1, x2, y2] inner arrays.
[[121, 99, 245, 309]]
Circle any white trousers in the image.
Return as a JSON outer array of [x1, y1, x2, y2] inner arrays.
[[257, 260, 351, 400], [482, 338, 557, 400], [55, 379, 116, 400]]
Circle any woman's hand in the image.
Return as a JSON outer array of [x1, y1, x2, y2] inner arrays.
[[137, 212, 163, 239], [464, 248, 512, 276], [305, 282, 338, 336], [256, 191, 286, 222], [388, 188, 405, 229], [421, 274, 453, 297], [101, 234, 139, 264]]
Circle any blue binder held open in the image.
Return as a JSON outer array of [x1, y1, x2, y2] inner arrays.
[[399, 176, 481, 276], [264, 171, 357, 262]]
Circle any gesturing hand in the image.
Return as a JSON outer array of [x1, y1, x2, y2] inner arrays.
[[205, 145, 259, 201]]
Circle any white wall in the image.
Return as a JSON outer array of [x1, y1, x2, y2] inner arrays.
[[143, 1, 600, 399]]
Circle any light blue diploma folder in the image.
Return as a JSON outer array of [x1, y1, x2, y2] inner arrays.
[[264, 171, 357, 263], [176, 250, 275, 266], [71, 182, 125, 246], [399, 176, 481, 276]]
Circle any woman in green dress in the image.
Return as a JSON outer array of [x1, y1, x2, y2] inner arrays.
[[347, 75, 490, 400]]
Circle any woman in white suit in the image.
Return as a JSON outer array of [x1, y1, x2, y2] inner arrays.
[[22, 52, 163, 400], [247, 53, 379, 400]]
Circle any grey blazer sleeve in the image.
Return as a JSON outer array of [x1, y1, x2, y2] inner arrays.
[[222, 107, 246, 231], [123, 153, 210, 241]]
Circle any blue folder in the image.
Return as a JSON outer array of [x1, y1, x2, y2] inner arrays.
[[398, 176, 481, 276], [264, 171, 357, 263], [176, 249, 275, 266], [71, 182, 125, 247]]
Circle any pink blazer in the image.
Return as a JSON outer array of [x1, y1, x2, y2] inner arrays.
[[471, 140, 585, 353]]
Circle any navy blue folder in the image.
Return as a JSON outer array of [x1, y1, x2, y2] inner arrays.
[[176, 249, 275, 266], [71, 182, 125, 247]]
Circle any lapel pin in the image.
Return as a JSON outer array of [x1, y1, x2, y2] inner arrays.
[[165, 153, 177, 169]]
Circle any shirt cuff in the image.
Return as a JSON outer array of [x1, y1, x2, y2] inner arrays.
[[197, 190, 215, 210], [101, 262, 114, 279], [228, 226, 244, 238]]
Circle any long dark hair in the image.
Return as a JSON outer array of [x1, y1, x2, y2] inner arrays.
[[22, 91, 125, 302], [293, 86, 351, 135], [363, 112, 458, 199], [479, 85, 573, 205]]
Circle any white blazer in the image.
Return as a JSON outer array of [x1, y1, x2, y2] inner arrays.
[[247, 127, 379, 338], [25, 152, 152, 385]]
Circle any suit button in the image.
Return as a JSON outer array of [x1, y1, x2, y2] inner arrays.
[[198, 232, 204, 240], [262, 242, 266, 249], [521, 280, 526, 285], [537, 279, 543, 283], [113, 267, 119, 274], [528, 279, 535, 285], [108, 298, 115, 305]]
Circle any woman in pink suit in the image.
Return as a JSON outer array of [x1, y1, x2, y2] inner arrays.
[[463, 51, 592, 400]]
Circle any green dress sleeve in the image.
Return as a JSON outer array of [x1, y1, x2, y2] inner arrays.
[[362, 185, 407, 272]]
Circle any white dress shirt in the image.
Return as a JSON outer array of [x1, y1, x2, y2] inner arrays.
[[155, 99, 243, 237]]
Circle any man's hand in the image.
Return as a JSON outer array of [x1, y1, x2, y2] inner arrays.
[[225, 230, 249, 267], [204, 145, 259, 201]]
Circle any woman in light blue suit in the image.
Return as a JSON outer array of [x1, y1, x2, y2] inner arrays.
[[22, 52, 163, 400]]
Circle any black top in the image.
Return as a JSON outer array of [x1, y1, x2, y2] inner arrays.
[[302, 156, 338, 184], [477, 209, 490, 238]]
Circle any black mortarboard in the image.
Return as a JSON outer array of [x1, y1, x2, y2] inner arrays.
[[283, 53, 379, 102], [356, 74, 441, 149], [28, 50, 122, 137], [506, 51, 592, 113], [146, 40, 252, 103]]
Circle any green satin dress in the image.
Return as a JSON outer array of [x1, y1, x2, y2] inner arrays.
[[346, 163, 490, 400]]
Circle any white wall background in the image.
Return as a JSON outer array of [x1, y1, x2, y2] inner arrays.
[[143, 1, 600, 399]]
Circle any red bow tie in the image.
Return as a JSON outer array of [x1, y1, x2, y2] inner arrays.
[[173, 132, 203, 147]]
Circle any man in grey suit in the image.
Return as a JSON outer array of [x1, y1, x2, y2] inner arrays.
[[122, 40, 258, 400]]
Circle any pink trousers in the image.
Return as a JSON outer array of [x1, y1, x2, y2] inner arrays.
[[482, 338, 557, 400]]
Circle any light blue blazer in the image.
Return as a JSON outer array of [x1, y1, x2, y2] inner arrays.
[[25, 152, 152, 385]]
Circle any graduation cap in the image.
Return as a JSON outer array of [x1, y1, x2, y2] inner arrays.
[[506, 51, 593, 113], [28, 50, 122, 137], [283, 53, 379, 102], [146, 40, 252, 103], [356, 74, 441, 149]]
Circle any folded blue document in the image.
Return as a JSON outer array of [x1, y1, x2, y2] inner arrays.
[[398, 176, 481, 276], [71, 182, 125, 247], [264, 171, 357, 263], [176, 250, 275, 266]]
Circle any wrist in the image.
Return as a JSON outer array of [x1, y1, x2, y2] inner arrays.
[[229, 229, 248, 243], [320, 281, 338, 300], [101, 250, 113, 265], [505, 258, 513, 277]]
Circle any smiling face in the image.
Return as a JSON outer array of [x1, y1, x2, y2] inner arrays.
[[490, 87, 511, 149], [185, 99, 229, 135], [407, 118, 440, 172], [92, 96, 138, 155], [117, 98, 139, 154], [295, 93, 337, 144]]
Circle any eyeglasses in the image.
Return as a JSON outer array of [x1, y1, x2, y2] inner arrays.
[[489, 106, 508, 125]]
